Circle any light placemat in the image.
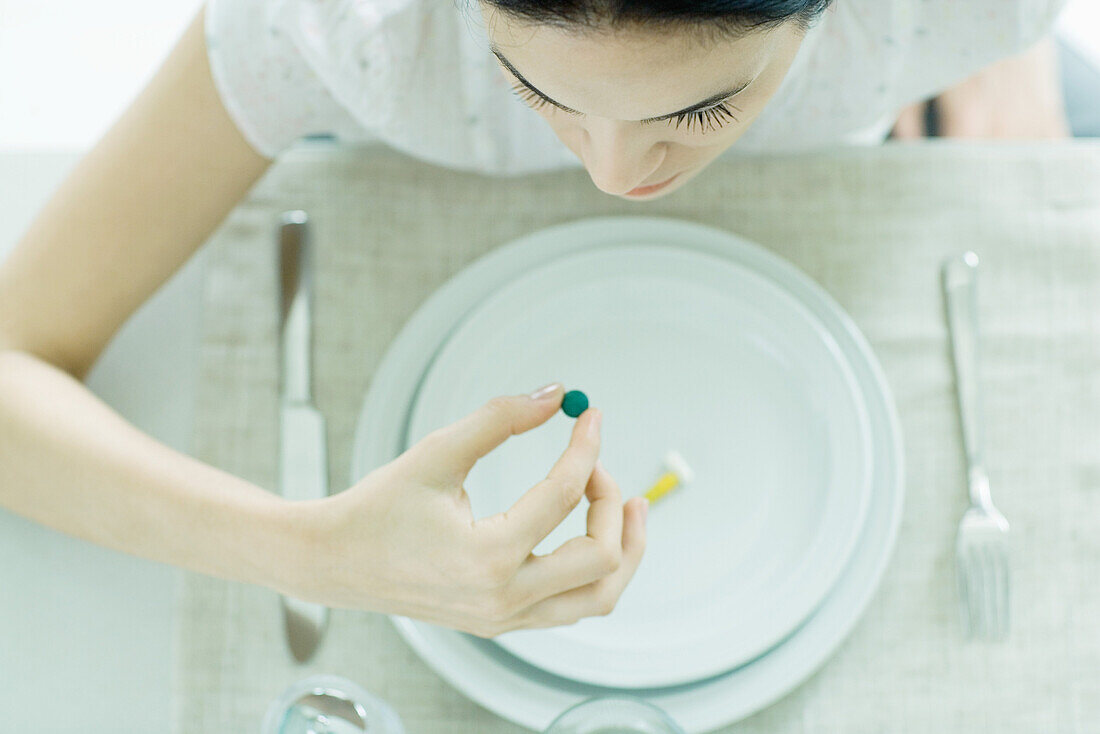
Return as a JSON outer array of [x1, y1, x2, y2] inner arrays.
[[174, 141, 1100, 733]]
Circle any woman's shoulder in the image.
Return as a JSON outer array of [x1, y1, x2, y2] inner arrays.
[[204, 0, 471, 157], [203, 0, 386, 157], [875, 0, 1068, 48], [737, 0, 1070, 151], [816, 0, 1069, 96], [911, 0, 1067, 32], [829, 0, 1068, 42]]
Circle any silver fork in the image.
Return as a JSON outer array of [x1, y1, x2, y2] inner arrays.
[[942, 251, 1011, 641]]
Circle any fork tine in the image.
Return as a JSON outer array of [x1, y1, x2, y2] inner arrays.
[[987, 544, 1010, 641], [994, 545, 1011, 639], [973, 546, 987, 639], [986, 547, 1000, 640], [956, 554, 971, 638], [974, 549, 991, 639], [983, 546, 1000, 640], [968, 550, 985, 638]]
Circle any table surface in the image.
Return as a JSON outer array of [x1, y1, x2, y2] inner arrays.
[[0, 151, 200, 733], [176, 140, 1100, 733]]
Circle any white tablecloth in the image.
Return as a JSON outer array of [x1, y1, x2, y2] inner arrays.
[[175, 140, 1100, 733]]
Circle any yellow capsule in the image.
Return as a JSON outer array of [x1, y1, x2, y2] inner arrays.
[[642, 450, 693, 507], [643, 472, 681, 504]]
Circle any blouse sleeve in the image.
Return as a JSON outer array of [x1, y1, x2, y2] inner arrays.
[[891, 0, 1071, 104], [1015, 0, 1072, 46], [203, 0, 369, 159]]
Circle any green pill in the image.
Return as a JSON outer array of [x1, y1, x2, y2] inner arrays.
[[561, 389, 589, 418]]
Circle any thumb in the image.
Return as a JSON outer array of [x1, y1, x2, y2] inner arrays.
[[408, 382, 564, 484]]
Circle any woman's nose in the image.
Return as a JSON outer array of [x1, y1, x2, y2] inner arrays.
[[580, 119, 665, 196]]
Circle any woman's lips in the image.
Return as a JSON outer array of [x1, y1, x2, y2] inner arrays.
[[624, 172, 680, 197]]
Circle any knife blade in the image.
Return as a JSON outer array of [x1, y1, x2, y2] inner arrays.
[[277, 209, 329, 663]]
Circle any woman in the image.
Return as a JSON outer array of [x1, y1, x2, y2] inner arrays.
[[0, 0, 1073, 638]]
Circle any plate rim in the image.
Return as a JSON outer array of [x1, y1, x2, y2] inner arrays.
[[401, 240, 876, 688], [350, 215, 905, 733]]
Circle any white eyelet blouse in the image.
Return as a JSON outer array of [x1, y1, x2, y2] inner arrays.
[[203, 0, 1068, 174]]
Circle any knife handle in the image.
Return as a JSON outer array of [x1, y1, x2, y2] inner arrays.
[[277, 210, 329, 664], [279, 210, 313, 404]]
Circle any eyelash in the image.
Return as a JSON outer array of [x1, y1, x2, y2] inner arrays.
[[509, 81, 740, 133]]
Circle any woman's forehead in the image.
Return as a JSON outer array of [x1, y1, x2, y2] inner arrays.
[[479, 4, 783, 121]]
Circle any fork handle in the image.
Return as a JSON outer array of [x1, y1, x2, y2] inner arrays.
[[942, 252, 991, 509]]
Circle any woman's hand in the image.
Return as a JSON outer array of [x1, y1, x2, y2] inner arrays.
[[281, 383, 648, 637], [892, 36, 1071, 140]]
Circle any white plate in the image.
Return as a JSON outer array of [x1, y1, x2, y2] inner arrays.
[[350, 217, 905, 732], [403, 244, 874, 688]]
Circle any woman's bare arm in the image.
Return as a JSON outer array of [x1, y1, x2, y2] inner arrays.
[[0, 5, 304, 590], [0, 5, 649, 631], [0, 4, 272, 373]]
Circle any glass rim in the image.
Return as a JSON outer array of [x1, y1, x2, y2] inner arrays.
[[543, 694, 686, 734]]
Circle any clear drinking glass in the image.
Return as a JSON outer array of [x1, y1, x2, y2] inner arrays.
[[543, 696, 686, 734], [261, 674, 404, 734]]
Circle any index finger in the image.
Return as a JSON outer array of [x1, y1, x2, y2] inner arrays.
[[406, 385, 564, 486]]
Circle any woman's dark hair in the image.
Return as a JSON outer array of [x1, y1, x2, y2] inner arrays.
[[478, 0, 834, 37]]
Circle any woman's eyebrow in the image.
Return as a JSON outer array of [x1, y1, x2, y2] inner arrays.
[[490, 47, 753, 122]]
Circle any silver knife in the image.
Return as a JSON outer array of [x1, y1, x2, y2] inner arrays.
[[278, 210, 330, 663]]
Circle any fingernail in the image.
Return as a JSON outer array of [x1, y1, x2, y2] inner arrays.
[[641, 498, 649, 522], [595, 458, 604, 473], [528, 382, 561, 401]]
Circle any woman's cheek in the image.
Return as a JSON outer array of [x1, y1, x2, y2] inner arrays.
[[543, 114, 586, 150]]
